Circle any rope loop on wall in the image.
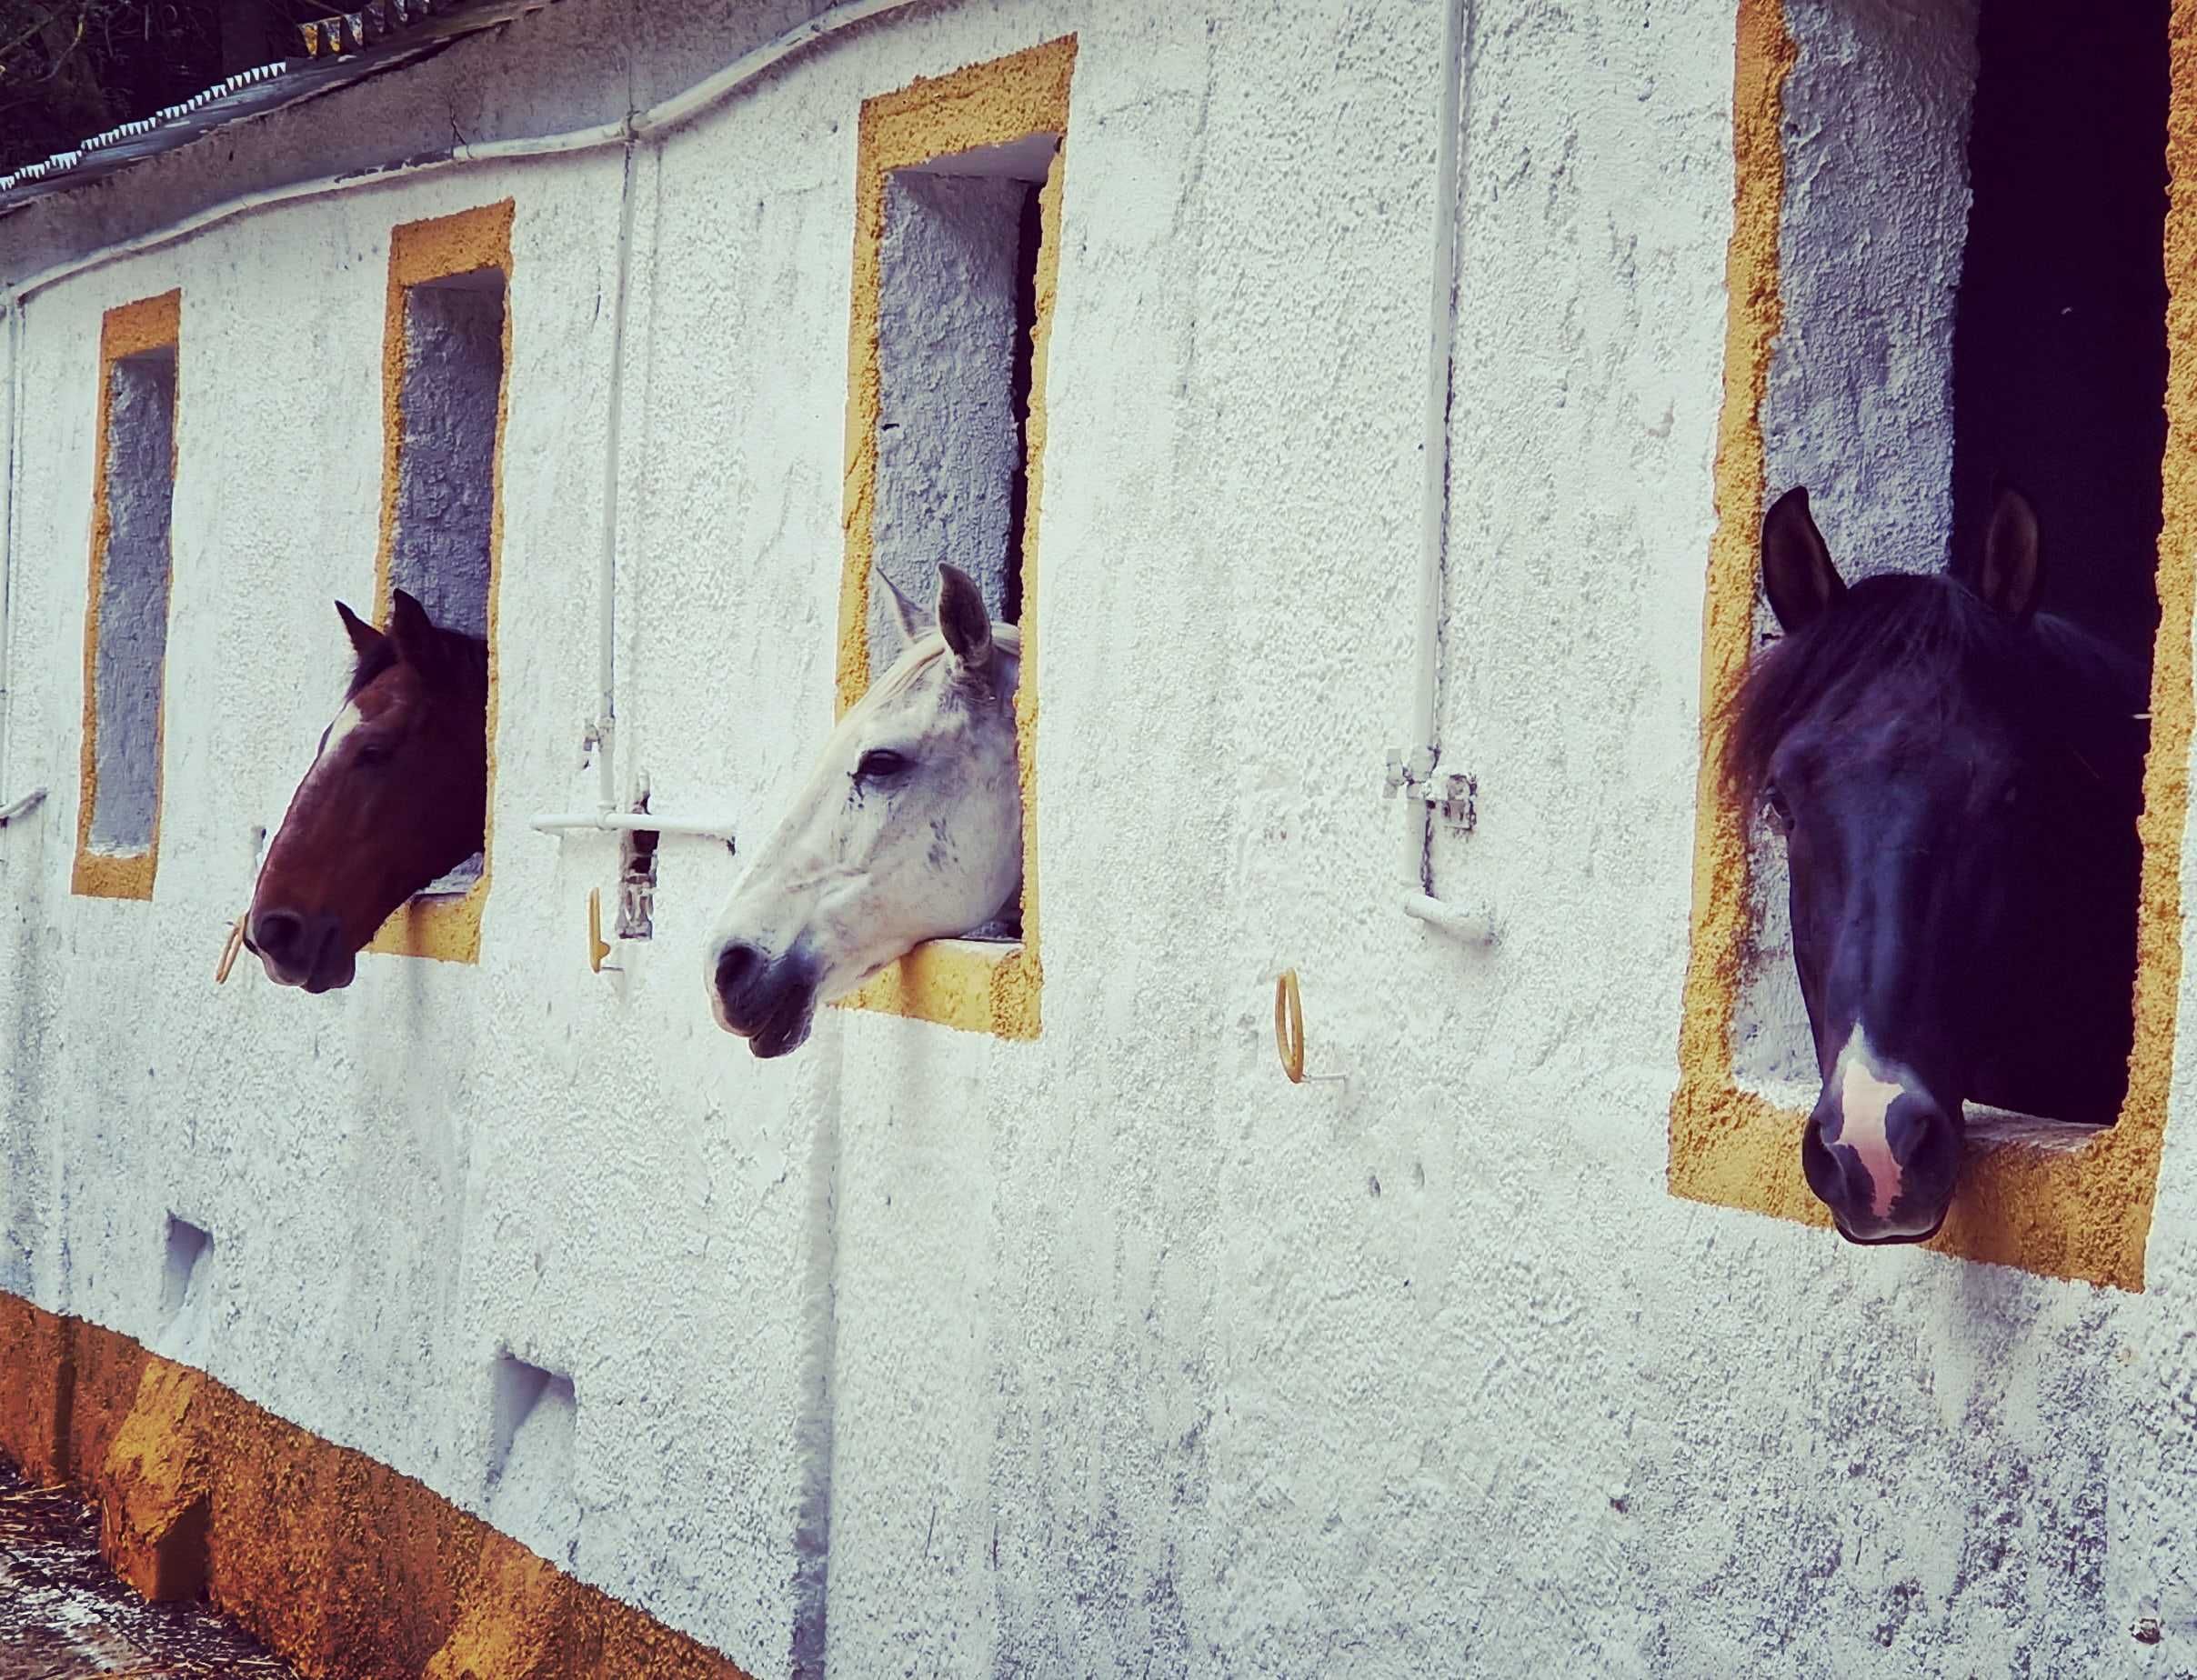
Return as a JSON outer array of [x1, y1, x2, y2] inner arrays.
[[1274, 968, 1306, 1085], [214, 913, 245, 984]]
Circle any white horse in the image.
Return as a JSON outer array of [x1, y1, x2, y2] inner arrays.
[[705, 562, 1022, 1056]]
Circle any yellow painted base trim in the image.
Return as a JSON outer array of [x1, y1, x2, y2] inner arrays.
[[73, 289, 181, 904], [370, 200, 512, 967], [1666, 0, 2192, 1289], [0, 1292, 752, 1678], [832, 38, 1074, 1041]]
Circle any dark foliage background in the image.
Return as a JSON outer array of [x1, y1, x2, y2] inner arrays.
[[1, 0, 324, 173]]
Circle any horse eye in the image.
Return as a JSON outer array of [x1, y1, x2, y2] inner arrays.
[[855, 749, 910, 783], [353, 740, 393, 768]]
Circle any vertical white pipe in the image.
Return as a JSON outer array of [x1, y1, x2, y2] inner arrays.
[[595, 133, 639, 812], [0, 298, 22, 809], [1407, 0, 1469, 895]]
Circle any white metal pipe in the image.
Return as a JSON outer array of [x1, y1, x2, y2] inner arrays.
[[8, 121, 629, 307], [1399, 890, 1493, 944], [0, 786, 46, 826], [5, 0, 934, 310], [594, 135, 639, 813], [529, 811, 735, 842], [1386, 0, 1489, 953], [1405, 0, 1469, 899], [0, 300, 21, 819], [633, 0, 925, 140]]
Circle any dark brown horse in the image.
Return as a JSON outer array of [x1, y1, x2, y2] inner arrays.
[[1725, 485, 2147, 1244], [246, 588, 487, 992]]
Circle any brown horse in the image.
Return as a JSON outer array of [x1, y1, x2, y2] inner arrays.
[[246, 588, 488, 992]]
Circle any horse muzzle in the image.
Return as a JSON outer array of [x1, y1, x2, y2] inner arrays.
[[1801, 1085, 1961, 1247], [707, 938, 820, 1059], [246, 907, 356, 993]]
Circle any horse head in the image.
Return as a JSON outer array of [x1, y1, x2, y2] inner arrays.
[[705, 562, 1022, 1058], [246, 588, 488, 992], [1728, 485, 2144, 1243]]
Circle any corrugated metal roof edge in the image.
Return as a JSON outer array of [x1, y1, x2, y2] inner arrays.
[[0, 0, 565, 215]]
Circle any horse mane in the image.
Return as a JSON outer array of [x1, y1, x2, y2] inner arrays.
[[346, 621, 490, 704], [862, 622, 1023, 710], [1720, 573, 2147, 805], [344, 638, 398, 702]]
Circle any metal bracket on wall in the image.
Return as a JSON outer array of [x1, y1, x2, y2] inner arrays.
[[586, 887, 617, 973], [1383, 749, 1475, 833], [616, 805, 657, 941]]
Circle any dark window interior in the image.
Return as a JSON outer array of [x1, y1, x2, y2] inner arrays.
[[1950, 0, 2171, 665], [392, 265, 504, 897], [1001, 182, 1045, 631]]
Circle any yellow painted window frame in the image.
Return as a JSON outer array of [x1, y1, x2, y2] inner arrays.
[[73, 289, 182, 901], [830, 36, 1077, 1041], [364, 198, 514, 965], [1667, 0, 2193, 1290]]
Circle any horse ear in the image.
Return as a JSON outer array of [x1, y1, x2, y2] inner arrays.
[[1761, 486, 1846, 635], [873, 565, 924, 659], [386, 587, 439, 672], [336, 600, 384, 662], [937, 563, 994, 674], [1972, 485, 2045, 621]]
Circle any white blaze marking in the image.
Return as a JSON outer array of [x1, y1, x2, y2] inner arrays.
[[320, 700, 365, 756], [1833, 1024, 1906, 1219], [259, 699, 364, 878]]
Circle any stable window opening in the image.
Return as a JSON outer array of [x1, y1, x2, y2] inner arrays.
[[868, 135, 1054, 944], [74, 293, 180, 901], [365, 200, 511, 966], [389, 267, 503, 897], [1671, 0, 2184, 1286], [1732, 0, 2171, 1135], [832, 36, 1076, 1041]]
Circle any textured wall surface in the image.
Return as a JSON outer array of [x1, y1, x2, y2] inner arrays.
[[394, 278, 504, 642], [872, 169, 1026, 646], [5, 0, 2197, 1675]]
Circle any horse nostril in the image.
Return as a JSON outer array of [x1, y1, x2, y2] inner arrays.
[[715, 941, 762, 1002], [252, 909, 304, 961]]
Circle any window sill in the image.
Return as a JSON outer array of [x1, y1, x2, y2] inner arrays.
[[1669, 1067, 2156, 1287], [71, 848, 156, 900], [364, 877, 484, 965], [833, 935, 1039, 1040]]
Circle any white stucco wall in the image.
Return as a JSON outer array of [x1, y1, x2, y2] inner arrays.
[[5, 1, 2197, 1675]]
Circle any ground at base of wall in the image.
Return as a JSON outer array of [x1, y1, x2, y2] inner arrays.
[[0, 1452, 300, 1678], [0, 1292, 756, 1680]]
